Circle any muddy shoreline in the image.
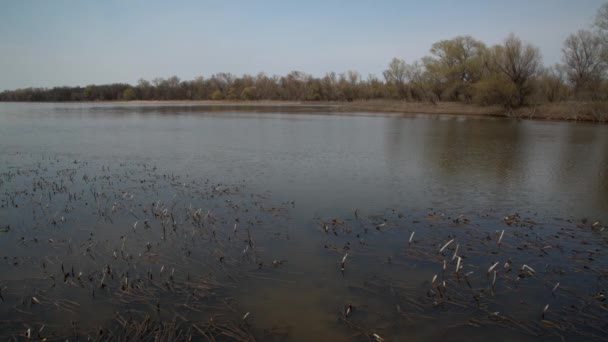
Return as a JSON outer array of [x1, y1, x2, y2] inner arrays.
[[3, 100, 607, 123]]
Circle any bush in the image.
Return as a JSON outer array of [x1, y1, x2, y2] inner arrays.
[[473, 76, 518, 107], [240, 87, 256, 100], [211, 90, 224, 100], [122, 88, 136, 101]]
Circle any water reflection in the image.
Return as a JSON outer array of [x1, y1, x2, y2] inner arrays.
[[0, 102, 606, 218], [0, 103, 607, 340], [380, 114, 607, 218]]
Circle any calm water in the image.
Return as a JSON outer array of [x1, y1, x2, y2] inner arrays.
[[0, 103, 607, 341]]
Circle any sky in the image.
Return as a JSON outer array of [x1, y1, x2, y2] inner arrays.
[[0, 0, 605, 91]]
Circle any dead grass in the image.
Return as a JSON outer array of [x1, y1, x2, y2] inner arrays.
[[92, 99, 608, 123], [509, 101, 608, 122], [338, 100, 503, 116], [109, 100, 308, 106], [341, 100, 608, 123]]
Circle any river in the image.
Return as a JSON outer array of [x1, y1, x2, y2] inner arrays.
[[0, 103, 607, 341]]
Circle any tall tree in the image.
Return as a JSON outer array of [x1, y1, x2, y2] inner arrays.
[[383, 58, 409, 99], [595, 2, 608, 36], [487, 34, 541, 107], [424, 36, 486, 102], [562, 30, 606, 99]]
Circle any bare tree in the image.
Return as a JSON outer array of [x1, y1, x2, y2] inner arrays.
[[489, 34, 541, 106], [562, 30, 606, 99], [383, 58, 408, 84], [383, 58, 409, 99], [405, 61, 435, 102], [593, 3, 608, 66], [595, 3, 608, 33], [537, 65, 569, 102]]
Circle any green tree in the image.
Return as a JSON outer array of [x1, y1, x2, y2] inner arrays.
[[122, 88, 136, 101], [424, 36, 486, 102], [211, 90, 224, 100], [473, 74, 518, 107], [240, 86, 256, 100], [84, 85, 96, 100]]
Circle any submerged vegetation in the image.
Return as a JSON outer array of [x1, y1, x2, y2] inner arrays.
[[0, 153, 606, 340], [2, 5, 608, 122]]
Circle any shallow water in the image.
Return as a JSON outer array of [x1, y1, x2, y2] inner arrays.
[[0, 103, 607, 341]]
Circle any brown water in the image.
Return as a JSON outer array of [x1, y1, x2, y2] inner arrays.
[[0, 103, 607, 341]]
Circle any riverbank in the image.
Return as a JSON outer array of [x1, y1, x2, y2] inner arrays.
[[342, 100, 608, 122], [3, 99, 607, 122], [104, 100, 608, 122]]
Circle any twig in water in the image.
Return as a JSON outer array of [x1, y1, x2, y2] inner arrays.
[[344, 303, 353, 318], [464, 271, 473, 288], [247, 229, 254, 248], [439, 239, 454, 253], [542, 304, 549, 319], [341, 253, 348, 271], [100, 271, 106, 289], [521, 264, 535, 274], [451, 244, 459, 261], [487, 262, 499, 275], [552, 282, 560, 296], [372, 333, 384, 342]]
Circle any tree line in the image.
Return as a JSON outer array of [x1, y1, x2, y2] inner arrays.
[[3, 4, 608, 108]]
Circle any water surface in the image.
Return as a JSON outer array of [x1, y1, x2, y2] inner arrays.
[[0, 103, 607, 341]]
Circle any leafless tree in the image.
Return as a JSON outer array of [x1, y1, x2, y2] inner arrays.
[[562, 30, 606, 98], [595, 3, 608, 33], [383, 58, 409, 99], [537, 65, 569, 102], [490, 34, 542, 106]]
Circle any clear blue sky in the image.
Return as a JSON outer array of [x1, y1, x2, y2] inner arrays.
[[0, 0, 604, 90]]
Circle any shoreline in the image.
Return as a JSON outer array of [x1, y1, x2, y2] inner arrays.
[[2, 100, 606, 123]]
